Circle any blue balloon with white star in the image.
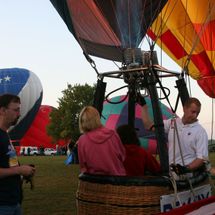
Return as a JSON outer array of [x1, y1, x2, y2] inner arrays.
[[0, 68, 43, 143]]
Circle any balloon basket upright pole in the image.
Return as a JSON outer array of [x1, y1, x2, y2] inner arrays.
[[128, 83, 136, 128], [93, 78, 107, 116], [144, 68, 169, 174], [176, 77, 190, 106]]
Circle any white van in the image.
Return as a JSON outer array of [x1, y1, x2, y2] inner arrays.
[[44, 148, 57, 156], [20, 147, 39, 156]]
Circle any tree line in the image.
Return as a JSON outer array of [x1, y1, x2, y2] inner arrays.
[[47, 83, 95, 143], [47, 83, 215, 150]]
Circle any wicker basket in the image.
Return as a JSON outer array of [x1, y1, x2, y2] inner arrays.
[[76, 173, 209, 215], [76, 174, 172, 215]]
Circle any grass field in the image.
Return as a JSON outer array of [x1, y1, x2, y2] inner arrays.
[[19, 154, 215, 215], [20, 156, 79, 215]]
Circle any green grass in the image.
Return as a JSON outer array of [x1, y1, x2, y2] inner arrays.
[[210, 153, 215, 165], [19, 153, 215, 215], [20, 156, 80, 215]]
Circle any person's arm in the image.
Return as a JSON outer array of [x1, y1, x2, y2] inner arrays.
[[186, 158, 205, 171], [141, 105, 155, 131], [171, 158, 206, 175], [0, 165, 35, 179], [136, 93, 155, 130]]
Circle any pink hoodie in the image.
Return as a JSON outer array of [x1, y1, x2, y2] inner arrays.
[[78, 126, 126, 176]]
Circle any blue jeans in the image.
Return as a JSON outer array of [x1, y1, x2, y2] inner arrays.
[[0, 204, 22, 215]]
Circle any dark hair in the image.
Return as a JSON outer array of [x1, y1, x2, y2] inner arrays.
[[68, 140, 76, 151], [0, 94, 20, 108], [183, 97, 201, 108], [116, 124, 140, 146]]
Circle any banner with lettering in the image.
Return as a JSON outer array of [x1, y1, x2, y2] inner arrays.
[[160, 184, 211, 212]]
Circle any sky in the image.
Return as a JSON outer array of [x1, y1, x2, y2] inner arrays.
[[0, 1, 214, 139]]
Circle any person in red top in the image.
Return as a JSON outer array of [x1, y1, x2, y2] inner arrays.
[[77, 106, 126, 176], [116, 124, 161, 176]]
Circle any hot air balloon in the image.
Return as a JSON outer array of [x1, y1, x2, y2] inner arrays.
[[148, 0, 215, 98], [101, 95, 173, 154], [19, 105, 66, 151], [49, 0, 191, 172], [49, 0, 215, 169], [50, 0, 167, 61], [0, 68, 43, 143], [49, 0, 215, 97], [49, 1, 212, 213]]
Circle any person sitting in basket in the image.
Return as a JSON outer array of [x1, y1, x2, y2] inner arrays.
[[77, 106, 126, 176], [117, 124, 161, 176]]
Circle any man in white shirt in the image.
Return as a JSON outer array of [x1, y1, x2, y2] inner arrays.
[[140, 96, 208, 174]]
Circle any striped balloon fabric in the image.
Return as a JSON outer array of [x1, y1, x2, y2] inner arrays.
[[101, 95, 173, 154], [148, 0, 215, 98], [0, 68, 43, 142]]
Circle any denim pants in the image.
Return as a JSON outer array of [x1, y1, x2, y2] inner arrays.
[[0, 204, 22, 215]]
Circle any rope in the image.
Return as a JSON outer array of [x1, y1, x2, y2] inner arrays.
[[171, 116, 196, 198], [164, 173, 182, 208], [172, 115, 176, 165], [208, 173, 215, 192], [173, 118, 185, 166], [210, 98, 214, 141]]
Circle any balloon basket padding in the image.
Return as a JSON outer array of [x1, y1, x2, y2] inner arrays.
[[76, 173, 208, 215]]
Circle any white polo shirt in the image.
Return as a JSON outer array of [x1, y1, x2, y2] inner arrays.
[[164, 117, 208, 166]]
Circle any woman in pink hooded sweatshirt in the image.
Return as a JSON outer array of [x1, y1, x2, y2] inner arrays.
[[77, 106, 126, 176]]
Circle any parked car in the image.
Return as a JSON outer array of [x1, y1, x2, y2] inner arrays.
[[44, 148, 57, 156], [20, 146, 39, 156]]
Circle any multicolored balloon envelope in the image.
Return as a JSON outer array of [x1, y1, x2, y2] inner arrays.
[[101, 95, 173, 154], [20, 105, 66, 149], [0, 68, 43, 142], [148, 1, 215, 98], [50, 0, 215, 98], [50, 0, 167, 62]]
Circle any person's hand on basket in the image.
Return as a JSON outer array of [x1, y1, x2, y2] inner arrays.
[[170, 164, 190, 175]]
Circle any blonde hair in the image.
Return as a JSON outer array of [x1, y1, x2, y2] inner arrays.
[[79, 106, 102, 133]]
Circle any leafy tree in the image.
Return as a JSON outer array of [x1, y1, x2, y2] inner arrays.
[[47, 83, 95, 142]]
